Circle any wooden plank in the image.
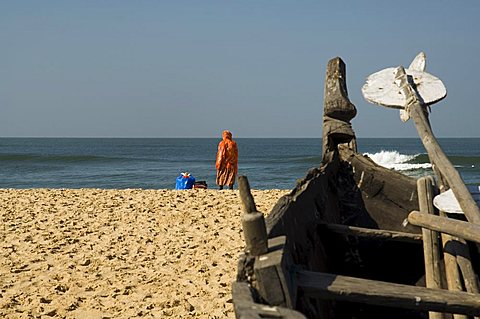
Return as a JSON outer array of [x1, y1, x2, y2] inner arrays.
[[442, 232, 468, 319], [417, 176, 444, 319], [253, 236, 296, 308], [232, 281, 255, 304], [440, 215, 468, 319], [297, 270, 480, 316], [338, 145, 420, 234], [232, 282, 306, 319], [320, 223, 422, 243], [445, 238, 480, 294], [408, 211, 480, 244]]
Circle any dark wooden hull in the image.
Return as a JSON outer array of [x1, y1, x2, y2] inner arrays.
[[234, 144, 427, 318]]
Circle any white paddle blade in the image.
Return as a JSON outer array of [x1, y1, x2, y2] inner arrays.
[[433, 186, 480, 214], [362, 67, 447, 109], [409, 52, 426, 72]]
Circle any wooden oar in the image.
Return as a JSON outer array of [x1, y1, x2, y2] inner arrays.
[[362, 53, 480, 225]]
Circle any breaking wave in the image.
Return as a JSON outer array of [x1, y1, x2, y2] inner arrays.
[[363, 150, 431, 171]]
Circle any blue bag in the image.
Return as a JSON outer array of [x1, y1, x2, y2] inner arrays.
[[175, 172, 195, 190]]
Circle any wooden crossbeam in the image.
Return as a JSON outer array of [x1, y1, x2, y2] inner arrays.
[[320, 223, 422, 243], [297, 270, 480, 316], [408, 211, 480, 244]]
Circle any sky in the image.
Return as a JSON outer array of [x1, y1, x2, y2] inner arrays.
[[1, 1, 479, 138]]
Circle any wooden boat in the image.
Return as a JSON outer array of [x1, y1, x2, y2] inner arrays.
[[232, 55, 480, 318]]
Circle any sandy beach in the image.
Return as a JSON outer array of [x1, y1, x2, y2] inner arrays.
[[0, 188, 289, 318]]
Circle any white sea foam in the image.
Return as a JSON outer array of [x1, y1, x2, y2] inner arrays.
[[363, 150, 431, 171]]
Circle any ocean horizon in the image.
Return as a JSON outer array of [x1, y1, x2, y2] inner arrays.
[[1, 138, 479, 190]]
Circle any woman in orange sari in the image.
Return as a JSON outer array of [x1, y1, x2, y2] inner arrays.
[[215, 130, 238, 190]]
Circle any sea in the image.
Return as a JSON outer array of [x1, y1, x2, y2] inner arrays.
[[1, 138, 479, 190]]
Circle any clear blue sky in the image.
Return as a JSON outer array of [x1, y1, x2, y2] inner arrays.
[[1, 1, 479, 138]]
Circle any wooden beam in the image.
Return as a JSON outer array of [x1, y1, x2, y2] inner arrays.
[[254, 236, 296, 308], [434, 162, 480, 297], [320, 223, 422, 243], [440, 223, 468, 319], [408, 211, 480, 244], [445, 238, 480, 294], [297, 270, 480, 316], [434, 165, 470, 319], [417, 176, 444, 319], [232, 282, 306, 319]]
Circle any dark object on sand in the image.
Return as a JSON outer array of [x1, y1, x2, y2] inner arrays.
[[193, 181, 208, 189], [232, 55, 480, 318]]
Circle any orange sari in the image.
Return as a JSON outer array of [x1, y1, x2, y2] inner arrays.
[[216, 131, 238, 186]]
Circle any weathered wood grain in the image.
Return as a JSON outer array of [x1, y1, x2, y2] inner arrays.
[[254, 236, 296, 308], [323, 57, 357, 121], [441, 231, 468, 319], [238, 175, 258, 214], [320, 223, 422, 243], [239, 175, 268, 256], [297, 270, 480, 316], [445, 238, 480, 294], [417, 176, 444, 319], [232, 282, 306, 319], [322, 57, 357, 157], [338, 145, 420, 233], [408, 211, 480, 244]]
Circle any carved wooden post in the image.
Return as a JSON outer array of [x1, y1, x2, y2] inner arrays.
[[238, 175, 268, 256], [238, 175, 296, 308], [322, 57, 357, 159]]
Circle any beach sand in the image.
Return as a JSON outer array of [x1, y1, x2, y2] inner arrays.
[[0, 188, 289, 318]]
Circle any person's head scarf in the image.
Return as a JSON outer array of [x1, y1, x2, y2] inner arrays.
[[222, 130, 232, 140]]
